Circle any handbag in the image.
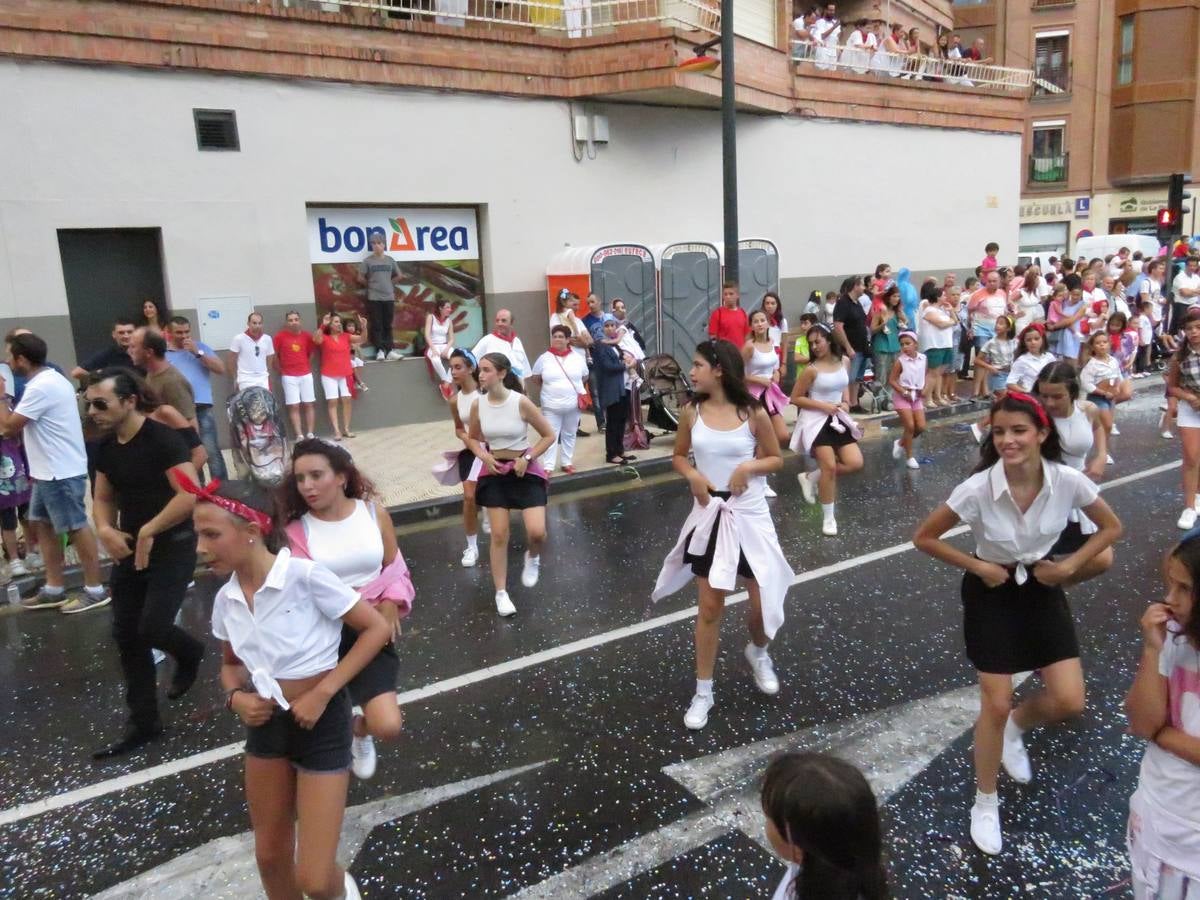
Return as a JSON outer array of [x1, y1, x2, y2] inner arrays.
[[551, 353, 591, 411]]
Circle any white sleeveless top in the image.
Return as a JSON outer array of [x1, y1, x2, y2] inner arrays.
[[746, 346, 779, 379], [1054, 404, 1093, 471], [455, 388, 478, 423], [809, 364, 849, 405], [429, 315, 452, 347], [691, 410, 760, 495], [478, 389, 529, 451], [302, 499, 384, 590]]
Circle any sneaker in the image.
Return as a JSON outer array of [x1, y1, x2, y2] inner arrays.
[[797, 470, 817, 505], [906, 457, 920, 470], [386, 349, 404, 361], [356, 380, 370, 392], [305, 432, 316, 440], [9, 559, 28, 577], [521, 552, 540, 588], [821, 518, 838, 536], [744, 643, 780, 695], [20, 589, 67, 610], [344, 872, 362, 900], [351, 732, 377, 780], [1163, 430, 1175, 439], [892, 439, 903, 460], [970, 423, 984, 444], [461, 545, 479, 567], [764, 485, 777, 499], [25, 551, 44, 571], [684, 692, 714, 730], [60, 591, 112, 615], [1180, 508, 1197, 530], [562, 465, 576, 474], [480, 514, 491, 535], [969, 800, 1003, 855], [1001, 721, 1032, 784], [1106, 453, 1114, 465], [375, 349, 386, 361], [1193, 496, 1200, 514], [153, 648, 166, 665], [1110, 423, 1120, 435], [494, 590, 516, 617]]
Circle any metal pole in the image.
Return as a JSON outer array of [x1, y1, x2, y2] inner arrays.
[[721, 0, 738, 284]]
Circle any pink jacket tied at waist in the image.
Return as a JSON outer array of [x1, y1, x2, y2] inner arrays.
[[285, 518, 414, 617], [652, 491, 793, 639]]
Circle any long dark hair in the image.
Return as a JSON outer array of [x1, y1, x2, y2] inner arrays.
[[807, 323, 844, 359], [1175, 308, 1200, 363], [761, 752, 889, 900], [1034, 359, 1080, 401], [759, 292, 784, 327], [481, 352, 524, 394], [691, 339, 757, 418], [212, 480, 287, 553], [90, 366, 161, 413], [973, 392, 1063, 472], [1167, 535, 1200, 649], [280, 438, 379, 522]]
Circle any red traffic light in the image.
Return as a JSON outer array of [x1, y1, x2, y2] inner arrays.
[[1158, 207, 1178, 227]]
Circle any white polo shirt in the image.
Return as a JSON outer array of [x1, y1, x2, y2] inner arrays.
[[211, 548, 358, 705], [1173, 270, 1200, 307], [229, 331, 275, 390], [946, 459, 1099, 580], [14, 368, 88, 481]]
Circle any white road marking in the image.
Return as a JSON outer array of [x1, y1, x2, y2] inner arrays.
[[0, 460, 1179, 829], [91, 761, 550, 899]]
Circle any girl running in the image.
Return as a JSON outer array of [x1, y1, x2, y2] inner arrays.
[[195, 479, 389, 900], [743, 309, 792, 446], [888, 330, 925, 470], [761, 752, 888, 900], [969, 315, 1016, 444], [1125, 535, 1200, 900], [913, 391, 1121, 856], [424, 298, 456, 400], [652, 339, 792, 730], [1080, 331, 1131, 457], [282, 438, 413, 782], [438, 349, 482, 566], [467, 352, 556, 617], [789, 325, 863, 536], [1167, 310, 1200, 530]]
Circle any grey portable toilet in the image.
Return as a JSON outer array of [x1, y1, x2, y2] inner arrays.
[[737, 239, 779, 309], [589, 244, 657, 353], [656, 242, 720, 366]]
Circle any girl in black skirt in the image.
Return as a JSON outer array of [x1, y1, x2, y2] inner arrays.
[[913, 391, 1121, 857]]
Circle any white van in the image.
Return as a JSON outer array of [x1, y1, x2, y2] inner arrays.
[[1073, 234, 1161, 264]]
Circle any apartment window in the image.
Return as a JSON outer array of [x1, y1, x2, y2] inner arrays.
[[1117, 16, 1134, 85], [1029, 121, 1068, 183], [1033, 32, 1070, 95]]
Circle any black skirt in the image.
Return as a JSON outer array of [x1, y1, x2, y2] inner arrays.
[[810, 416, 858, 451], [476, 470, 548, 509], [961, 570, 1080, 674], [339, 623, 400, 707], [684, 493, 755, 581], [1049, 519, 1087, 556], [457, 448, 476, 483]]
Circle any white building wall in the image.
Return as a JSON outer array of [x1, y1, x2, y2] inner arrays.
[[0, 58, 1020, 321]]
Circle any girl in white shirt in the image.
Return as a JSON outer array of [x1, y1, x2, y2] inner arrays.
[[1125, 536, 1200, 900], [195, 479, 389, 900], [445, 349, 483, 566], [914, 392, 1121, 857], [761, 752, 888, 900], [1080, 331, 1132, 448]]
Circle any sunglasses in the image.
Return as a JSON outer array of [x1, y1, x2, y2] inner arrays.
[[254, 345, 261, 357], [86, 398, 116, 411]]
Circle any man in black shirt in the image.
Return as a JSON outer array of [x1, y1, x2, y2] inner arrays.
[[832, 275, 870, 411], [87, 367, 204, 759], [69, 318, 138, 382]]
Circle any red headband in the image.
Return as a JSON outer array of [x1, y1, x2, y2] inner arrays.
[[1004, 390, 1051, 428], [1020, 322, 1046, 341], [177, 471, 273, 533]]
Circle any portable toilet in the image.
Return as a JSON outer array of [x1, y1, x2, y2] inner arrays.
[[653, 241, 721, 365], [737, 238, 780, 309], [546, 243, 657, 348]]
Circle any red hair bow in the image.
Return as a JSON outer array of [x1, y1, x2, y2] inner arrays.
[[1004, 390, 1051, 428], [176, 471, 273, 533]]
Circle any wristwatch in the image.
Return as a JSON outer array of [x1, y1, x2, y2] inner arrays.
[[522, 450, 533, 462], [196, 349, 206, 357]]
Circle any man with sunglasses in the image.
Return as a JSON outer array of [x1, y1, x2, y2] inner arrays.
[[86, 367, 203, 759], [227, 312, 274, 392]]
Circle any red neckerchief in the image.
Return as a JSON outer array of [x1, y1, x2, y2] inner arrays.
[[548, 346, 572, 357], [491, 330, 516, 344]]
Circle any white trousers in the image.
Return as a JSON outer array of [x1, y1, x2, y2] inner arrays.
[[426, 345, 452, 383], [541, 406, 582, 470]]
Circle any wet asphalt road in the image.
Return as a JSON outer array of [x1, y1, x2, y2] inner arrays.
[[0, 388, 1184, 899]]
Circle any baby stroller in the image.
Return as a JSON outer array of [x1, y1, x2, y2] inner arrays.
[[227, 386, 289, 487], [641, 353, 692, 432]]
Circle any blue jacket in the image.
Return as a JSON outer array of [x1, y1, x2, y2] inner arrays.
[[897, 267, 919, 327], [592, 342, 628, 409]]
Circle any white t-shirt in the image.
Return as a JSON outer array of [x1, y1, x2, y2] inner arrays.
[[1174, 271, 1200, 307], [14, 368, 87, 481], [229, 332, 275, 389], [533, 350, 588, 411], [1136, 314, 1154, 345], [918, 301, 955, 350], [1137, 627, 1200, 828], [548, 313, 589, 365]]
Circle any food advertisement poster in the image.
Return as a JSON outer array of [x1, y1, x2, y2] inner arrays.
[[306, 206, 484, 352]]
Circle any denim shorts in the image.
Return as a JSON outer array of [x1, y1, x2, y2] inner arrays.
[[28, 476, 89, 533], [988, 373, 1009, 393], [848, 353, 870, 383], [1086, 392, 1114, 410]]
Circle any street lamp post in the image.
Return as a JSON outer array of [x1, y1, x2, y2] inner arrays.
[[720, 0, 738, 284]]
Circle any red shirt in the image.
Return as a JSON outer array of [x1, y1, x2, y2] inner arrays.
[[708, 306, 750, 345], [274, 330, 315, 377], [319, 332, 353, 379]]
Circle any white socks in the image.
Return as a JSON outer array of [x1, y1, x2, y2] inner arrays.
[[821, 502, 835, 523], [1004, 716, 1023, 744], [466, 534, 478, 551], [42, 584, 64, 596], [975, 789, 999, 808], [747, 642, 768, 661], [84, 584, 105, 597], [695, 678, 714, 698]]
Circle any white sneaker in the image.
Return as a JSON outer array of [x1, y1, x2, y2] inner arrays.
[[1194, 496, 1200, 514], [152, 648, 166, 665], [521, 553, 540, 587], [906, 457, 920, 470], [343, 871, 362, 900], [480, 514, 491, 534], [495, 589, 516, 617], [969, 801, 1003, 855], [744, 643, 780, 695], [821, 518, 838, 536], [1110, 423, 1120, 435], [351, 732, 377, 780], [892, 439, 903, 460], [1001, 721, 1032, 784], [1164, 430, 1176, 439], [970, 423, 983, 444], [1106, 453, 1114, 465], [797, 470, 817, 504], [25, 551, 43, 571], [1179, 508, 1197, 530], [684, 692, 714, 730], [386, 349, 404, 361], [461, 545, 479, 567], [764, 484, 777, 499], [9, 559, 28, 577]]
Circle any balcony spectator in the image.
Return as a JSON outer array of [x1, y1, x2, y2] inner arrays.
[[842, 19, 874, 74], [879, 22, 907, 77], [812, 3, 840, 70], [792, 7, 818, 57], [904, 28, 924, 77], [962, 37, 993, 64]]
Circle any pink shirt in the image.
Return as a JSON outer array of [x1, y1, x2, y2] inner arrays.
[[980, 255, 999, 272]]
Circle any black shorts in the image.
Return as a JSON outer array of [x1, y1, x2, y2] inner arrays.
[[810, 417, 858, 452], [684, 492, 755, 581], [1049, 520, 1088, 556], [457, 448, 476, 483], [476, 471, 548, 509], [961, 570, 1079, 674], [339, 623, 399, 707], [245, 687, 352, 772]]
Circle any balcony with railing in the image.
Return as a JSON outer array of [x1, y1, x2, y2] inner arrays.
[[1028, 153, 1069, 185], [1033, 64, 1071, 97]]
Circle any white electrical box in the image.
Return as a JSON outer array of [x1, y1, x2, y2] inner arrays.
[[592, 115, 610, 143], [573, 114, 590, 142], [196, 295, 255, 350]]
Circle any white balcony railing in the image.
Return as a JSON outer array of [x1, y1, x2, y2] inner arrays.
[[791, 40, 1033, 93]]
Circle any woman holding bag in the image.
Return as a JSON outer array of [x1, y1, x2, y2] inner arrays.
[[531, 325, 590, 474]]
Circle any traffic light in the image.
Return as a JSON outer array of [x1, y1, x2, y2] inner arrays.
[[1160, 173, 1191, 246], [1158, 207, 1179, 246]]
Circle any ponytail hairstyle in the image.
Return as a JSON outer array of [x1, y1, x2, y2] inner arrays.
[[210, 480, 287, 553], [1166, 535, 1200, 649], [280, 437, 379, 522], [691, 339, 757, 420], [91, 366, 161, 413], [481, 352, 524, 394], [973, 390, 1063, 472], [1034, 359, 1080, 400], [450, 347, 479, 385], [761, 752, 889, 900]]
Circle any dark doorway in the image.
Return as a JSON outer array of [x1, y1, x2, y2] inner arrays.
[[57, 229, 166, 364]]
